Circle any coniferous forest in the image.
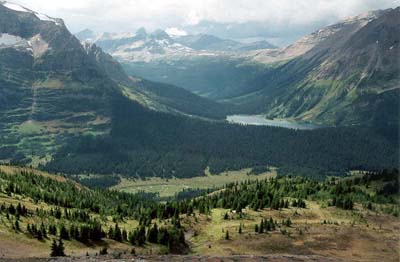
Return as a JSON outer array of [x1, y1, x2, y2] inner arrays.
[[43, 96, 398, 182]]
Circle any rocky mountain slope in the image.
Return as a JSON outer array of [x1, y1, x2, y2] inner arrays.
[[232, 7, 400, 126], [246, 10, 386, 64], [0, 1, 229, 165], [0, 1, 115, 164]]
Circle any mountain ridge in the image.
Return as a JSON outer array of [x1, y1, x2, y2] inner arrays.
[[236, 7, 400, 126], [76, 28, 277, 63]]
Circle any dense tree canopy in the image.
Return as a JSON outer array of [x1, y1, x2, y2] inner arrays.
[[44, 96, 398, 182]]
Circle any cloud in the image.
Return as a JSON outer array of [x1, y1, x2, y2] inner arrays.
[[165, 27, 188, 36], [14, 0, 400, 36]]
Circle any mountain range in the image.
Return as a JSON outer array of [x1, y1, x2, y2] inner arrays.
[[0, 1, 398, 180], [119, 8, 400, 126], [76, 28, 277, 62]]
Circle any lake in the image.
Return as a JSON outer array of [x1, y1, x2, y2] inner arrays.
[[226, 115, 321, 130]]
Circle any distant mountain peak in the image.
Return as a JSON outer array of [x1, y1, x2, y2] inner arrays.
[[78, 28, 94, 35], [151, 29, 171, 40], [136, 27, 147, 36]]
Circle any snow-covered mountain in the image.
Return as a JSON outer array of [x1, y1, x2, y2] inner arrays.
[[75, 28, 277, 62]]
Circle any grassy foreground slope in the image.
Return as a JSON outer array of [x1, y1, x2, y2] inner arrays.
[[0, 165, 399, 261]]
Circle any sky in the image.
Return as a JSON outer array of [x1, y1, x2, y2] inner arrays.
[[14, 0, 400, 46]]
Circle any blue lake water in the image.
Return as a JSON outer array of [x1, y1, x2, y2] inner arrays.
[[226, 115, 321, 130]]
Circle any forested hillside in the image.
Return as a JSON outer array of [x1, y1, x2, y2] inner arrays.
[[43, 95, 399, 182]]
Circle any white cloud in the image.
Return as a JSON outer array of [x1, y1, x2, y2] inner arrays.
[[165, 27, 188, 37], [13, 0, 400, 34]]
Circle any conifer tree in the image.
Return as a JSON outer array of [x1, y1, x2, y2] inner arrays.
[[50, 240, 58, 257], [57, 239, 65, 256], [225, 230, 229, 240], [60, 225, 69, 240]]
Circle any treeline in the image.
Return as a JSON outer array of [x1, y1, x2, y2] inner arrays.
[[0, 201, 185, 252], [184, 169, 399, 216], [43, 95, 398, 180], [75, 175, 121, 189]]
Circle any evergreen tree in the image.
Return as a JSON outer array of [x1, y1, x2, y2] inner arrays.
[[99, 247, 108, 255], [60, 225, 69, 240], [258, 219, 264, 233], [225, 230, 229, 240], [113, 224, 122, 242], [224, 212, 229, 220], [147, 223, 158, 243], [40, 223, 47, 238], [50, 240, 58, 257], [50, 239, 65, 257], [57, 239, 65, 256]]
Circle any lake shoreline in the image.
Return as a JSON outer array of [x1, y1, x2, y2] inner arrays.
[[226, 114, 322, 130]]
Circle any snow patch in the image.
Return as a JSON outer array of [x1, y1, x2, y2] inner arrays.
[[156, 39, 169, 46], [0, 33, 25, 45], [0, 33, 49, 58], [34, 13, 62, 26], [2, 1, 29, 12], [1, 1, 62, 26]]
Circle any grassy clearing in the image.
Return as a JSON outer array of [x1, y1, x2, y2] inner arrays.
[[184, 202, 400, 261], [34, 78, 64, 89], [17, 121, 44, 135], [112, 168, 277, 198]]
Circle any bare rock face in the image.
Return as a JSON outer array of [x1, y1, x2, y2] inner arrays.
[[248, 9, 385, 64]]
